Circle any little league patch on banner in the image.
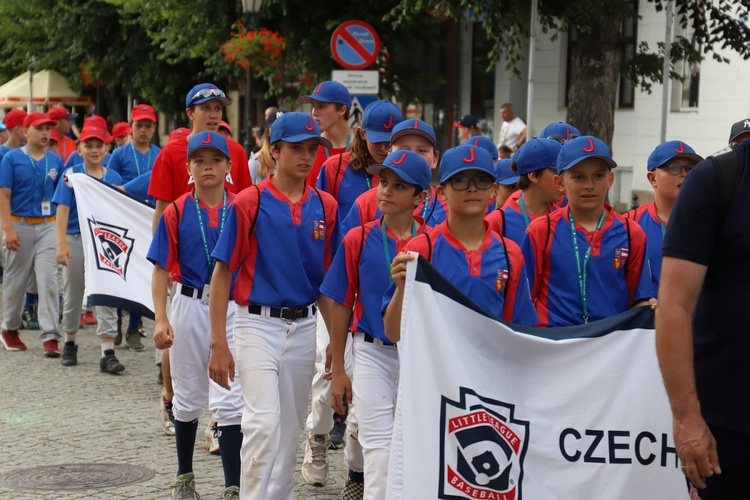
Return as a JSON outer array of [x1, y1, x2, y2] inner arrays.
[[388, 256, 689, 499], [67, 173, 155, 319]]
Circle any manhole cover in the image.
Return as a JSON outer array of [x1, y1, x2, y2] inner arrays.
[[0, 463, 155, 491]]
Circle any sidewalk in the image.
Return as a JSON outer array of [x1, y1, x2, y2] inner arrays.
[[0, 319, 347, 499]]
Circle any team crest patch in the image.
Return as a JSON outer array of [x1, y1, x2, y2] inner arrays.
[[313, 220, 326, 240], [613, 247, 629, 270], [495, 269, 509, 292], [86, 217, 134, 279], [440, 388, 529, 499]]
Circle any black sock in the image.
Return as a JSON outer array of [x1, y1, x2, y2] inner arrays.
[[218, 424, 242, 488], [174, 419, 199, 476], [349, 469, 364, 483]]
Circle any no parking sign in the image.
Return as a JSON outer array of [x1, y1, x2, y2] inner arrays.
[[330, 21, 381, 70]]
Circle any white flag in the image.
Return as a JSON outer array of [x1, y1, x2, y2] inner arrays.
[[388, 256, 688, 499], [67, 173, 155, 318]]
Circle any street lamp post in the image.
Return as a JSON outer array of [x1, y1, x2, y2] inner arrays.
[[242, 0, 264, 156]]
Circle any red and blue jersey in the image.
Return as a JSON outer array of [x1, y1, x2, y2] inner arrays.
[[308, 145, 346, 187], [0, 147, 63, 216], [521, 205, 654, 327], [341, 185, 448, 234], [484, 209, 506, 238], [320, 217, 427, 343], [211, 178, 340, 307], [147, 189, 236, 292], [501, 191, 557, 246], [627, 202, 665, 290], [52, 165, 123, 234], [316, 152, 377, 221], [107, 143, 161, 183], [64, 151, 110, 169], [384, 222, 538, 326]]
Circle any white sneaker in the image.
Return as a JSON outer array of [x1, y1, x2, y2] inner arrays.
[[161, 397, 175, 436], [301, 433, 330, 486], [203, 422, 220, 455]]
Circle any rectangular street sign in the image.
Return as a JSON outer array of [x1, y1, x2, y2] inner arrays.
[[332, 70, 379, 95]]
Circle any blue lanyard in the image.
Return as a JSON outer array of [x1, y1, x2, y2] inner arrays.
[[323, 135, 351, 159], [381, 217, 416, 283], [194, 189, 227, 275], [365, 173, 372, 190], [131, 143, 153, 176], [569, 209, 607, 323], [421, 191, 432, 220], [518, 196, 531, 227], [23, 147, 49, 199]]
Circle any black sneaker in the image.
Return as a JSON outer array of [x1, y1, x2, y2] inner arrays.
[[61, 341, 77, 367], [99, 349, 125, 374], [330, 413, 347, 450]]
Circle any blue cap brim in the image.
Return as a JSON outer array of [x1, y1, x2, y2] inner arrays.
[[557, 155, 617, 174], [188, 144, 230, 158], [647, 153, 703, 171], [439, 165, 495, 184], [274, 133, 332, 148], [364, 129, 392, 144], [188, 96, 232, 108], [299, 95, 339, 105], [366, 164, 428, 190], [498, 175, 520, 186]]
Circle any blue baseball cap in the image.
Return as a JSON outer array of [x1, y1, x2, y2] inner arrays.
[[270, 112, 332, 147], [362, 101, 404, 144], [439, 145, 495, 184], [539, 122, 581, 142], [366, 150, 432, 191], [556, 136, 617, 174], [646, 140, 703, 171], [187, 131, 230, 158], [390, 119, 436, 148], [462, 136, 499, 161], [513, 138, 562, 175], [298, 81, 352, 109], [186, 83, 231, 108], [494, 159, 520, 185], [0, 123, 6, 132]]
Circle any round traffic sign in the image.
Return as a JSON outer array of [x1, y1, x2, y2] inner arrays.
[[330, 20, 381, 70]]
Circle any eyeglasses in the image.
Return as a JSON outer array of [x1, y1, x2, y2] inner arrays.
[[448, 176, 494, 191], [546, 133, 580, 144], [190, 88, 227, 102], [659, 162, 693, 176]]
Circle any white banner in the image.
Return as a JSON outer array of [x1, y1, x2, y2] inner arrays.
[[388, 256, 688, 499], [67, 173, 155, 318]]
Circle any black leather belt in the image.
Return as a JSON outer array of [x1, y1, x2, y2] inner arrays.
[[247, 304, 316, 320], [179, 284, 203, 299], [363, 332, 397, 347]]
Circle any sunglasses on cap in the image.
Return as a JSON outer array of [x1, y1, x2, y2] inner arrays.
[[448, 176, 495, 191], [190, 88, 227, 101], [659, 162, 693, 176], [546, 133, 580, 144]]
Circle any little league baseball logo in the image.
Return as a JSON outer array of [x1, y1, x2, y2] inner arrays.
[[440, 388, 529, 500], [86, 217, 134, 279]]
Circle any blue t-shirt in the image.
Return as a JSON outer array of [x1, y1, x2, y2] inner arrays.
[[123, 171, 156, 207], [52, 165, 123, 234], [108, 143, 161, 183], [0, 147, 63, 216]]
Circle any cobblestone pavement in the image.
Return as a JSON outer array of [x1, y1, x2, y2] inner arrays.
[[0, 319, 347, 499]]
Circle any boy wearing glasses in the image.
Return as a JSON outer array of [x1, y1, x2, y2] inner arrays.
[[384, 144, 538, 343], [627, 141, 702, 289], [522, 136, 655, 327]]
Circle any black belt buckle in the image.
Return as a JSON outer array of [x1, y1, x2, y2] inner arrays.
[[279, 307, 305, 320]]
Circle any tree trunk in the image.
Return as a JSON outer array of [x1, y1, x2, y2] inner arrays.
[[566, 17, 623, 147]]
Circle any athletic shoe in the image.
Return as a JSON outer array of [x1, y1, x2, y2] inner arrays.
[[171, 472, 199, 499], [139, 321, 146, 337], [1, 330, 26, 351], [125, 329, 145, 351], [43, 339, 60, 358], [341, 475, 365, 500], [83, 311, 97, 325], [99, 350, 125, 374], [203, 423, 220, 455], [221, 486, 240, 499], [301, 433, 330, 486], [162, 396, 176, 436], [61, 341, 78, 366], [22, 306, 39, 330], [114, 316, 123, 346], [330, 413, 347, 449]]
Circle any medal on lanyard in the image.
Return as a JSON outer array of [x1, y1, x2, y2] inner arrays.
[[381, 217, 416, 283], [569, 209, 607, 323], [194, 190, 227, 302]]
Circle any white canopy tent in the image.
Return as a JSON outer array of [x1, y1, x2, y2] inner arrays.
[[0, 69, 92, 110]]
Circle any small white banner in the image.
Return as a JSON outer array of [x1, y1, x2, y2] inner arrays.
[[332, 70, 380, 95]]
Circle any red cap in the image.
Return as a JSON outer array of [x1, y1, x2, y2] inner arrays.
[[24, 112, 56, 128], [3, 109, 28, 128], [50, 129, 61, 143], [131, 104, 156, 123], [47, 105, 71, 121], [168, 127, 191, 143], [79, 125, 110, 143], [112, 122, 132, 139], [218, 120, 233, 135], [84, 115, 108, 129]]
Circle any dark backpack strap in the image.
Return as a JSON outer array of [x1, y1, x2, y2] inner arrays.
[[171, 201, 181, 252], [541, 213, 552, 286], [500, 209, 506, 238], [247, 185, 261, 240], [500, 236, 510, 299], [624, 216, 631, 276], [425, 231, 433, 263], [331, 154, 345, 199], [313, 187, 327, 229], [710, 145, 744, 221]]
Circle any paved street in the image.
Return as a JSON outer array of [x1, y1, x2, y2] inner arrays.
[[0, 319, 347, 499]]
